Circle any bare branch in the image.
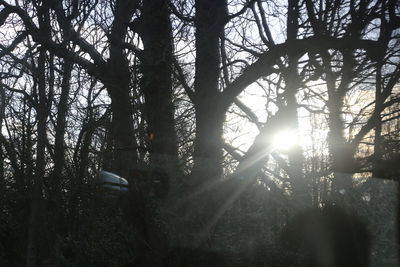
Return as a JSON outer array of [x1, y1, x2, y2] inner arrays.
[[173, 57, 195, 101], [233, 98, 262, 128], [0, 0, 102, 75], [168, 2, 194, 22], [0, 31, 28, 58], [221, 36, 381, 108]]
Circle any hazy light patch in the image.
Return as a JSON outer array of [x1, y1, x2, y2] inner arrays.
[[272, 129, 298, 151]]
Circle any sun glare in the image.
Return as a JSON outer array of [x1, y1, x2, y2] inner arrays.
[[272, 130, 298, 151]]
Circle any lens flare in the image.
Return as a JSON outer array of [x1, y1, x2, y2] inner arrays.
[[272, 130, 298, 151]]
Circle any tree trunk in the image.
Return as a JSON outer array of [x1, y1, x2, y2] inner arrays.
[[322, 50, 355, 203], [327, 89, 354, 202], [141, 0, 180, 185], [104, 2, 163, 266], [191, 0, 228, 186], [26, 49, 49, 267], [140, 2, 180, 263], [0, 84, 4, 191], [284, 89, 311, 208], [48, 60, 72, 266], [284, 0, 311, 208], [52, 60, 72, 191], [105, 0, 139, 179]]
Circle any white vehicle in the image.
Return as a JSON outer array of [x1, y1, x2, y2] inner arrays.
[[97, 170, 129, 193]]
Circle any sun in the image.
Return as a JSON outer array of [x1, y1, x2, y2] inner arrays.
[[272, 129, 298, 151]]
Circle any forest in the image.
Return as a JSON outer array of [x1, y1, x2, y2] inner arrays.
[[0, 0, 399, 266]]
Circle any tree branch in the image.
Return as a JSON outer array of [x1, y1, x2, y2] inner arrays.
[[173, 57, 195, 101], [0, 31, 28, 58], [221, 36, 381, 108], [1, 0, 103, 76]]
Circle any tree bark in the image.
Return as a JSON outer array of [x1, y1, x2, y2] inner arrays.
[[141, 0, 180, 185], [26, 49, 49, 267], [104, 0, 139, 179], [327, 87, 354, 202], [48, 60, 72, 266], [104, 2, 164, 266], [284, 0, 311, 208], [26, 3, 54, 265], [0, 84, 4, 191], [318, 49, 356, 203], [191, 0, 228, 186]]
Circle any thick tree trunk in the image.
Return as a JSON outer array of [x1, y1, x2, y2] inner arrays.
[[285, 89, 311, 208], [0, 139, 3, 193], [106, 58, 138, 179], [327, 90, 354, 201], [141, 0, 180, 185], [47, 60, 72, 266], [321, 50, 355, 203], [22, 93, 34, 192], [0, 84, 4, 190], [51, 61, 72, 197], [191, 0, 227, 186], [284, 0, 311, 208], [104, 2, 164, 267], [26, 5, 54, 265], [283, 77, 311, 208], [26, 50, 49, 267], [105, 0, 138, 179]]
